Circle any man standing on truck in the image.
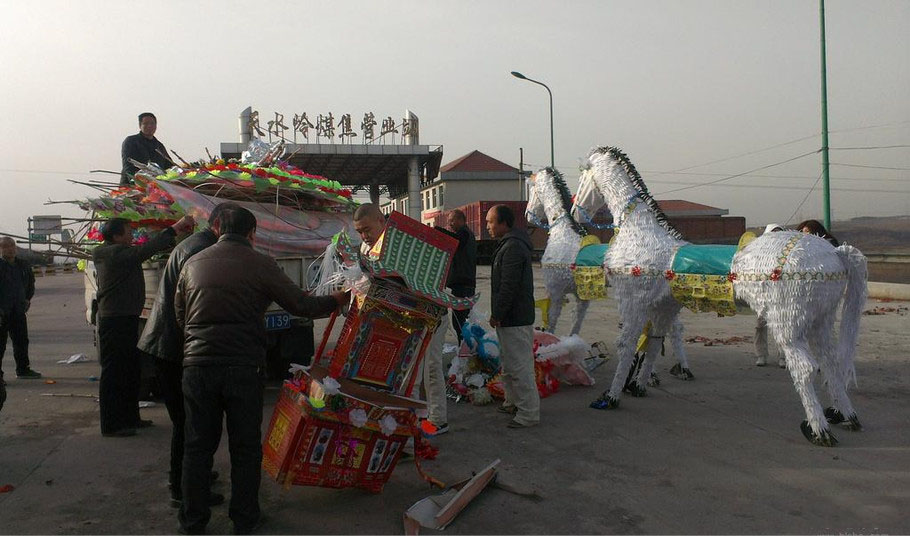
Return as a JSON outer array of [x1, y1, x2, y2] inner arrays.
[[138, 203, 233, 508], [93, 215, 195, 437], [121, 112, 172, 186], [486, 204, 539, 429], [0, 237, 41, 381], [175, 206, 347, 535]]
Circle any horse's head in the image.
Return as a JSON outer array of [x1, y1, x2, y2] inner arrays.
[[527, 167, 589, 237], [571, 166, 606, 224], [583, 146, 643, 212], [525, 171, 547, 224], [582, 145, 683, 240]]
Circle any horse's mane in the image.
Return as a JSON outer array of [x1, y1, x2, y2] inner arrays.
[[589, 146, 683, 240], [543, 167, 587, 237]]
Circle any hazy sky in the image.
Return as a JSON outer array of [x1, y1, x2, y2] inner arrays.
[[1, 0, 908, 239]]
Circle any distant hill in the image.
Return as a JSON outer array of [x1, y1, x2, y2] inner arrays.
[[748, 215, 910, 253], [834, 216, 910, 253]]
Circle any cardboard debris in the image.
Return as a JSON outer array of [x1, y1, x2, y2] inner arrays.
[[685, 335, 752, 346], [404, 459, 500, 535]]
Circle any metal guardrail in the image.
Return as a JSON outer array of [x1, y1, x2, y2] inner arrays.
[[864, 253, 910, 264], [32, 263, 79, 276]]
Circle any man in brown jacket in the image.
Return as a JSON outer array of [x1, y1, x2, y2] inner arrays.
[[175, 205, 347, 535]]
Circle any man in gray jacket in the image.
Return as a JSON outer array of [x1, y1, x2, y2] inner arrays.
[[175, 205, 347, 535], [486, 205, 539, 428], [93, 215, 195, 437], [138, 203, 233, 508]]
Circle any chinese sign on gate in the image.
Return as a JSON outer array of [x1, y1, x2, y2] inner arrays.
[[247, 110, 419, 145]]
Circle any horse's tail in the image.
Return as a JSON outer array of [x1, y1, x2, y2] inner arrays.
[[835, 244, 867, 386]]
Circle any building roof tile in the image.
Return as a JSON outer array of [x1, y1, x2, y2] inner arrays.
[[440, 150, 518, 173]]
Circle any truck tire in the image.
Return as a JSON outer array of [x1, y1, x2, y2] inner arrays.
[[265, 322, 315, 381]]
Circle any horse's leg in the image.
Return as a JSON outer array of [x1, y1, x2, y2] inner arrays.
[[631, 310, 679, 394], [811, 310, 861, 431], [754, 315, 769, 366], [542, 269, 568, 334], [546, 286, 566, 334], [591, 295, 647, 410], [570, 295, 590, 336], [667, 319, 694, 380], [774, 327, 837, 447]]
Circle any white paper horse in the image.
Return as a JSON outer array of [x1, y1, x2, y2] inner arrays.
[[572, 146, 868, 446], [525, 167, 591, 335]]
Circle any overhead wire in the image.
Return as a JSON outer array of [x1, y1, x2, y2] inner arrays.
[[830, 145, 910, 150], [653, 150, 819, 195], [784, 170, 824, 225], [831, 163, 910, 171]]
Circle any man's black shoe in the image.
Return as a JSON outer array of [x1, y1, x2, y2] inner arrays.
[[102, 428, 137, 438], [136, 419, 154, 428], [16, 369, 42, 379], [233, 514, 265, 535], [170, 491, 225, 509]]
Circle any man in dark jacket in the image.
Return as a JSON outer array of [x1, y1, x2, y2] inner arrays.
[[93, 215, 195, 437], [436, 209, 477, 345], [0, 237, 41, 380], [175, 206, 347, 535], [486, 205, 539, 428], [138, 203, 233, 508], [121, 112, 172, 185]]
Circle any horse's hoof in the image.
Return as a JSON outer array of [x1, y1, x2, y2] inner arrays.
[[627, 382, 647, 397], [648, 372, 660, 387], [824, 407, 846, 424], [670, 364, 695, 380], [800, 420, 838, 447], [844, 414, 863, 431], [590, 394, 620, 410]]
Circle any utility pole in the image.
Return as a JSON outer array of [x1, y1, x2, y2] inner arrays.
[[519, 147, 525, 201], [820, 0, 831, 229]]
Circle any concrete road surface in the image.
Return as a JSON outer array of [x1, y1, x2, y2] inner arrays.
[[1, 270, 908, 534]]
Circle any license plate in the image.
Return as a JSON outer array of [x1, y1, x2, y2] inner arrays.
[[265, 312, 291, 331]]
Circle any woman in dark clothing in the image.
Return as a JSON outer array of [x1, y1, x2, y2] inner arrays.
[[796, 219, 839, 247]]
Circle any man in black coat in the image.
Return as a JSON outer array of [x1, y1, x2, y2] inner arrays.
[[121, 112, 172, 186], [437, 209, 477, 345], [93, 215, 195, 437], [0, 237, 41, 381], [138, 203, 233, 507], [486, 205, 539, 428]]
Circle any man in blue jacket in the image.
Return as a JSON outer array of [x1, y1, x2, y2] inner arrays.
[[486, 205, 539, 428]]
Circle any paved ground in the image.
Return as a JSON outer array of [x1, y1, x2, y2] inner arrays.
[[1, 270, 909, 534]]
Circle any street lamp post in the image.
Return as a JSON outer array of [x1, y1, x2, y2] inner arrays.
[[511, 71, 554, 169]]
